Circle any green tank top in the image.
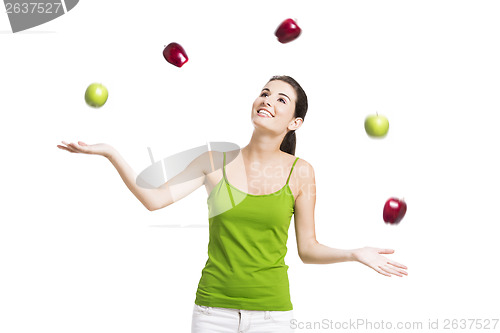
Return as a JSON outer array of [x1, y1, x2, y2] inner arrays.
[[195, 151, 300, 311]]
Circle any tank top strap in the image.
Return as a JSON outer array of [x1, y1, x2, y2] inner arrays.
[[286, 157, 300, 185]]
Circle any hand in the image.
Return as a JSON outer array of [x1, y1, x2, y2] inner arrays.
[[57, 141, 114, 158], [353, 246, 408, 277]]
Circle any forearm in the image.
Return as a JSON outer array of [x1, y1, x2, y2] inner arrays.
[[301, 242, 357, 265], [106, 148, 158, 211]]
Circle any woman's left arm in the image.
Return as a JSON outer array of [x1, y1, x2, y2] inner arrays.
[[293, 160, 408, 277]]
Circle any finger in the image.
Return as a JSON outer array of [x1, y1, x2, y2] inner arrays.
[[378, 248, 395, 254], [60, 141, 77, 152], [394, 267, 408, 276], [66, 143, 80, 152], [380, 265, 402, 277], [57, 145, 74, 153], [69, 142, 87, 153], [62, 143, 78, 153], [375, 266, 392, 277], [78, 141, 87, 146], [386, 262, 408, 275], [388, 260, 407, 270], [380, 265, 401, 277]]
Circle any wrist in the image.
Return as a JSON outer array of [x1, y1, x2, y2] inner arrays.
[[350, 248, 360, 262], [104, 147, 117, 160]]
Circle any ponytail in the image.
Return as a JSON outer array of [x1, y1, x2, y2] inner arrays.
[[280, 130, 296, 156]]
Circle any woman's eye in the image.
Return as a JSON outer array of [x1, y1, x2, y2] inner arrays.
[[260, 92, 285, 103]]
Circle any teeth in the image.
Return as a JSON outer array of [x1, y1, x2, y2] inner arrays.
[[258, 110, 272, 117]]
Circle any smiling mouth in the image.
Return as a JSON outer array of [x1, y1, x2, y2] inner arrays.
[[257, 110, 273, 118]]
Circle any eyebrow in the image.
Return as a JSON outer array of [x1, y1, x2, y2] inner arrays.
[[261, 88, 291, 102]]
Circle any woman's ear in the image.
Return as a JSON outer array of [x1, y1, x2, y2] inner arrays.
[[291, 117, 303, 131]]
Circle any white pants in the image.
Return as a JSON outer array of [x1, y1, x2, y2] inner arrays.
[[191, 304, 295, 333]]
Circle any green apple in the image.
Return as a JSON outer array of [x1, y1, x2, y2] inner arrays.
[[85, 83, 108, 108], [364, 113, 389, 138]]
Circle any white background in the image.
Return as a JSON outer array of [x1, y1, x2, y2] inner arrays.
[[1, 0, 499, 332]]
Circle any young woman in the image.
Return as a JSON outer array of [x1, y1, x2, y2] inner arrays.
[[57, 75, 408, 332]]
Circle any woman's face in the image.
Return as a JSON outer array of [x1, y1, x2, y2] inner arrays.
[[251, 80, 299, 134]]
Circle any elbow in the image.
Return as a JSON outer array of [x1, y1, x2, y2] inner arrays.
[[298, 250, 311, 264], [298, 240, 318, 264], [146, 197, 162, 212], [299, 254, 313, 264]]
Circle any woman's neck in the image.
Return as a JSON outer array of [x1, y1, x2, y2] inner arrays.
[[241, 144, 283, 164]]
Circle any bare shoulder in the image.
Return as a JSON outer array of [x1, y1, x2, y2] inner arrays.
[[279, 152, 314, 176], [282, 152, 313, 175], [188, 150, 222, 175], [203, 150, 224, 174], [294, 157, 314, 178], [203, 149, 240, 174], [290, 157, 315, 197]]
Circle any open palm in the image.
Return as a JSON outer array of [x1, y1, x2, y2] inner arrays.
[[57, 141, 113, 158], [353, 246, 408, 277]]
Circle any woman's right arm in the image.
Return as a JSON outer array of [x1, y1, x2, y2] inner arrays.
[[106, 148, 164, 211], [108, 148, 209, 211], [57, 141, 209, 211]]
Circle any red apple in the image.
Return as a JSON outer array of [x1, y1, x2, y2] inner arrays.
[[163, 42, 188, 67], [383, 197, 407, 224], [275, 18, 302, 43]]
